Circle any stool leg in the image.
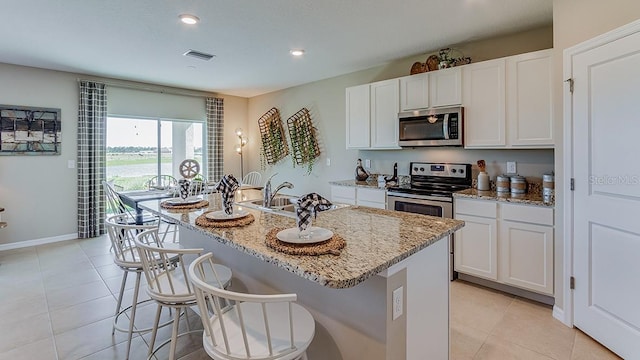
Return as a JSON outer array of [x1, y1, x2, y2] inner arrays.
[[301, 352, 309, 360], [125, 271, 142, 360], [169, 307, 181, 360], [147, 304, 162, 358], [112, 270, 128, 335]]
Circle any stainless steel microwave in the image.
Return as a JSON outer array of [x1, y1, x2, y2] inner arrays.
[[398, 106, 463, 147]]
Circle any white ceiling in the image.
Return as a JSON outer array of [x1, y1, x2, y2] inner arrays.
[[1, 0, 552, 97]]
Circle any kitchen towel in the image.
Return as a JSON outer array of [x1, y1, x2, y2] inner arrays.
[[296, 193, 333, 231], [215, 174, 240, 215]]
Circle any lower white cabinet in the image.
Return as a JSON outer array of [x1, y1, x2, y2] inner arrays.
[[331, 185, 386, 209], [454, 198, 554, 295]]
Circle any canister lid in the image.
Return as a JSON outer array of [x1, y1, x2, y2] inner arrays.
[[510, 175, 526, 182], [497, 174, 510, 181], [543, 173, 554, 181]]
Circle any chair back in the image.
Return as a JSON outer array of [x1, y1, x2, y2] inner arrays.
[[105, 213, 157, 268], [189, 253, 307, 360], [103, 180, 125, 215], [134, 228, 203, 304], [147, 175, 178, 191], [241, 172, 262, 187], [189, 176, 208, 196]]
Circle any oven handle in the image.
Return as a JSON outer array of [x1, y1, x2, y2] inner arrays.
[[387, 192, 453, 203]]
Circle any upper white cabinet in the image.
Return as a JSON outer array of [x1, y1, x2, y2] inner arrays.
[[463, 49, 554, 149], [345, 84, 370, 149], [430, 67, 462, 107], [370, 79, 400, 149], [400, 73, 429, 111], [506, 49, 554, 147], [346, 79, 400, 150], [463, 58, 507, 147]]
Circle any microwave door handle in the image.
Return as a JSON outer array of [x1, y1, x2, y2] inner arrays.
[[443, 114, 450, 139]]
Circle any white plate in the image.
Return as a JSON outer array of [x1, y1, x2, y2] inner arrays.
[[276, 227, 333, 244], [206, 209, 249, 220], [164, 197, 202, 205]]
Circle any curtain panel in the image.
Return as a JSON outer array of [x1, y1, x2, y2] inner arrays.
[[206, 97, 224, 182], [77, 81, 107, 238]]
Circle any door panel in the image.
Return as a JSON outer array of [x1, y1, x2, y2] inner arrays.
[[453, 214, 497, 280]]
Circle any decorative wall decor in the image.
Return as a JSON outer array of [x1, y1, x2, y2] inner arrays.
[[258, 107, 289, 166], [286, 108, 320, 174], [409, 48, 472, 75], [0, 104, 61, 155]]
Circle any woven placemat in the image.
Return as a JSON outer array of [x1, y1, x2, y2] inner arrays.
[[265, 228, 345, 256], [195, 211, 255, 228], [160, 199, 209, 210]]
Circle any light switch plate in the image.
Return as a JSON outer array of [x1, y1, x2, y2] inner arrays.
[[365, 159, 371, 168], [507, 161, 516, 174], [326, 158, 331, 166]]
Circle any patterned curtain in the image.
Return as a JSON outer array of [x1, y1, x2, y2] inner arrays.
[[77, 81, 107, 238], [206, 97, 224, 182]]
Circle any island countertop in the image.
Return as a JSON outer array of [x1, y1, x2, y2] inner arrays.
[[139, 189, 464, 289]]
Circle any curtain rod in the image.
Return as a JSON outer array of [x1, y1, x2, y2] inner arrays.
[[76, 77, 217, 99]]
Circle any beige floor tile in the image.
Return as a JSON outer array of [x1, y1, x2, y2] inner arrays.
[[42, 267, 103, 292], [39, 258, 95, 275], [475, 335, 555, 360], [50, 295, 117, 334], [571, 329, 622, 360], [103, 270, 145, 294], [89, 253, 116, 267], [451, 322, 489, 360], [46, 279, 111, 310], [450, 280, 515, 334], [0, 337, 57, 360], [78, 236, 112, 257], [54, 316, 131, 360], [179, 348, 212, 360], [95, 262, 126, 280], [0, 263, 42, 285], [0, 312, 52, 353], [490, 298, 575, 360], [77, 335, 150, 360], [0, 278, 45, 305], [0, 294, 48, 323]]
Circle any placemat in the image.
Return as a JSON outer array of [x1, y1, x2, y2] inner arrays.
[[265, 228, 345, 256], [195, 211, 255, 228], [160, 200, 209, 210]]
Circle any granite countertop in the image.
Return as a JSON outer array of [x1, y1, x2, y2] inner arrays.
[[329, 179, 387, 189], [139, 189, 464, 289], [453, 188, 554, 207]]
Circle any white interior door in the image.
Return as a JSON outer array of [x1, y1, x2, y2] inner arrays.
[[571, 26, 640, 359]]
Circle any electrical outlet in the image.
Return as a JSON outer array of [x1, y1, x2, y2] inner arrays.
[[392, 286, 403, 320], [507, 161, 517, 174], [326, 158, 331, 166], [365, 159, 371, 168]]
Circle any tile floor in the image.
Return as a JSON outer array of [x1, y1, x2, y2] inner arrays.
[[0, 235, 622, 360]]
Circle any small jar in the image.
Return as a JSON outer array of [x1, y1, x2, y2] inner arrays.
[[477, 172, 490, 191], [543, 173, 555, 203], [496, 175, 510, 193], [510, 175, 527, 194]]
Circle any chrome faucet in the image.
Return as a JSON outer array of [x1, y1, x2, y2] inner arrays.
[[263, 173, 294, 207]]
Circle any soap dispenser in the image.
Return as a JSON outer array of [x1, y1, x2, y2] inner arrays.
[[477, 160, 490, 191]]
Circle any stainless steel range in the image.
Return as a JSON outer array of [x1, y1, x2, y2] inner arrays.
[[387, 162, 472, 280]]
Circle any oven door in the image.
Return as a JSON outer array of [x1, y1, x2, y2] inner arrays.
[[386, 192, 452, 218]]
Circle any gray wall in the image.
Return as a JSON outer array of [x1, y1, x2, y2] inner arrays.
[[246, 27, 554, 197]]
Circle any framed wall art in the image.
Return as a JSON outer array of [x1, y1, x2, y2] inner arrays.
[[0, 104, 61, 155]]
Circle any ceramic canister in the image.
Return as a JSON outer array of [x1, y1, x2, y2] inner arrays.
[[510, 175, 527, 194], [496, 175, 510, 193], [543, 173, 555, 201]]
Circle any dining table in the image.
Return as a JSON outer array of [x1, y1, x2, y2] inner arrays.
[[117, 189, 176, 225]]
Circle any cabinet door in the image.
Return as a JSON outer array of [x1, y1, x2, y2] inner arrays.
[[331, 185, 356, 205], [463, 59, 506, 148], [370, 79, 400, 149], [507, 49, 554, 147], [400, 73, 429, 111], [430, 67, 462, 107], [356, 188, 386, 209], [454, 214, 498, 281], [345, 84, 370, 149], [499, 221, 554, 295]]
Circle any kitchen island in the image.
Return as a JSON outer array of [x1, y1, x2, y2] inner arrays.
[[139, 189, 464, 360]]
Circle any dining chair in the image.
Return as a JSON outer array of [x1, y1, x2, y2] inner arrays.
[[241, 171, 262, 187], [147, 174, 178, 191], [188, 252, 315, 360], [189, 176, 208, 196], [103, 180, 158, 224], [105, 214, 175, 360], [134, 229, 233, 360]]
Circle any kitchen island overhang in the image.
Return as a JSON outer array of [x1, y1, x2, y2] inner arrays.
[[139, 189, 464, 360]]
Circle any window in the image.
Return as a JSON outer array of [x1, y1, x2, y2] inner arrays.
[[106, 116, 205, 190]]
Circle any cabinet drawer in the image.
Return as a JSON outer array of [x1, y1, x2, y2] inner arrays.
[[357, 199, 386, 209], [331, 186, 356, 200], [501, 203, 553, 226], [454, 199, 497, 218], [357, 188, 386, 203], [333, 196, 356, 205]]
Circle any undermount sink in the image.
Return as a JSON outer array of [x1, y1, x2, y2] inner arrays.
[[238, 195, 349, 217]]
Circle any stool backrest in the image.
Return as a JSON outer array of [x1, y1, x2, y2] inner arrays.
[[105, 213, 157, 267]]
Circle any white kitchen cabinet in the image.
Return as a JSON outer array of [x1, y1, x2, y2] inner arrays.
[[400, 73, 429, 111], [345, 84, 370, 149], [370, 79, 400, 149], [429, 67, 462, 107], [463, 58, 507, 148], [454, 199, 498, 281], [331, 185, 356, 205], [454, 198, 554, 296], [506, 49, 554, 147], [330, 185, 386, 209]]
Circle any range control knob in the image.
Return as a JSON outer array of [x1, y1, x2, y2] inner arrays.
[[459, 168, 464, 174], [413, 167, 418, 172], [451, 168, 457, 173], [419, 167, 425, 172]]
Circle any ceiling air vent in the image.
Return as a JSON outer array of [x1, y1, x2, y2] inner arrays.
[[183, 49, 215, 61]]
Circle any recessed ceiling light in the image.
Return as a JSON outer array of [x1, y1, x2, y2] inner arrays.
[[179, 14, 200, 25], [290, 49, 305, 57]]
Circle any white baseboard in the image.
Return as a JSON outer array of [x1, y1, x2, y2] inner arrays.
[[553, 306, 571, 327], [0, 233, 78, 251]]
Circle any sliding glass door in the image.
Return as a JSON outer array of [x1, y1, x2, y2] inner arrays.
[[106, 116, 204, 190]]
